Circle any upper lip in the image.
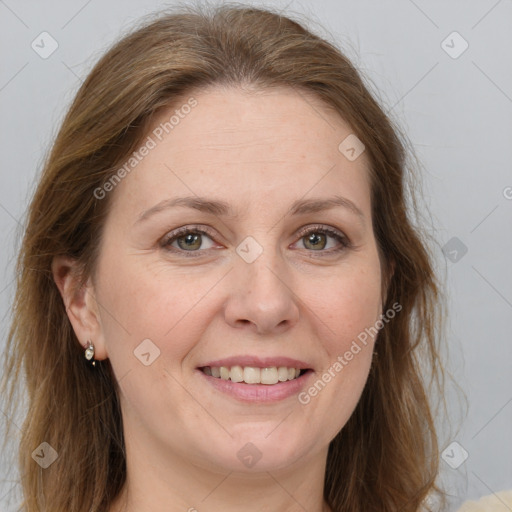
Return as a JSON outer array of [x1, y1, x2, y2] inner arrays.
[[198, 355, 312, 370]]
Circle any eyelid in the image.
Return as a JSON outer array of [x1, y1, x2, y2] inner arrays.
[[295, 224, 350, 244]]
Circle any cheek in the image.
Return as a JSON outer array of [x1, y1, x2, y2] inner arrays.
[[305, 262, 383, 351], [95, 253, 220, 364], [294, 263, 382, 444]]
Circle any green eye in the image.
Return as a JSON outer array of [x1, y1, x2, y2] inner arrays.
[[161, 226, 217, 256], [161, 224, 351, 258], [297, 226, 350, 253]]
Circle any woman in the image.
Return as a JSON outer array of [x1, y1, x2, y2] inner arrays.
[[2, 5, 448, 511]]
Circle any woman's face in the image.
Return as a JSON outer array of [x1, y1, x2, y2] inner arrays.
[[89, 85, 384, 473]]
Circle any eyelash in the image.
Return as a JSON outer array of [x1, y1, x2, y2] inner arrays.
[[160, 224, 351, 258]]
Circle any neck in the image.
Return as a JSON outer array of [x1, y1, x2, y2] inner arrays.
[[109, 437, 331, 512]]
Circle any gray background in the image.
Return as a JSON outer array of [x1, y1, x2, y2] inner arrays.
[[1, 0, 511, 510]]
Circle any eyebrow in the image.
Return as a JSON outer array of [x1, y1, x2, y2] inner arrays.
[[136, 195, 365, 224]]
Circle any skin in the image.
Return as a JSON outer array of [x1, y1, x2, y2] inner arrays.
[[53, 85, 386, 512]]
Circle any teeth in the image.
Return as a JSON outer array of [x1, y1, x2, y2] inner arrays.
[[202, 365, 304, 384], [230, 365, 244, 383], [243, 366, 260, 384], [278, 367, 289, 381], [261, 367, 278, 385]]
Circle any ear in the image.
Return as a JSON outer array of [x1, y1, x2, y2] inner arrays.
[[52, 256, 108, 360]]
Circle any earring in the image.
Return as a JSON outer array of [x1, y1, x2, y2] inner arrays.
[[84, 340, 96, 367]]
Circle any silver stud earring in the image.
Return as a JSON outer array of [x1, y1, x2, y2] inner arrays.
[[84, 340, 96, 367]]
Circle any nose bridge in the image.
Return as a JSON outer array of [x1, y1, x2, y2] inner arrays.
[[235, 232, 285, 287], [224, 233, 299, 333]]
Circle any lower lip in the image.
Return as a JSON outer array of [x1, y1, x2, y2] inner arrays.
[[196, 369, 314, 403]]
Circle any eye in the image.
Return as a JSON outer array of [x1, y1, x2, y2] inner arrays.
[[294, 225, 351, 254], [160, 224, 351, 258], [160, 226, 218, 256]]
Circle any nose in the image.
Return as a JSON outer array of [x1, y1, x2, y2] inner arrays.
[[223, 244, 300, 335]]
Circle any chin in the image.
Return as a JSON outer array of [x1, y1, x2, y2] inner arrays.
[[193, 434, 314, 474]]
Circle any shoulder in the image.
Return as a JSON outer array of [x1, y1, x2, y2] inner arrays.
[[456, 490, 512, 511]]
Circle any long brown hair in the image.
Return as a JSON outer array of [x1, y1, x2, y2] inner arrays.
[[1, 4, 446, 511]]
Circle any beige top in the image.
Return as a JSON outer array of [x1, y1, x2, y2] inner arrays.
[[457, 490, 512, 511]]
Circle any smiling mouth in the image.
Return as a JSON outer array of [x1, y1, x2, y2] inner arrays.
[[199, 365, 311, 385]]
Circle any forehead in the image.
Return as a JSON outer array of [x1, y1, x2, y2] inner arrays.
[[111, 85, 372, 219]]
